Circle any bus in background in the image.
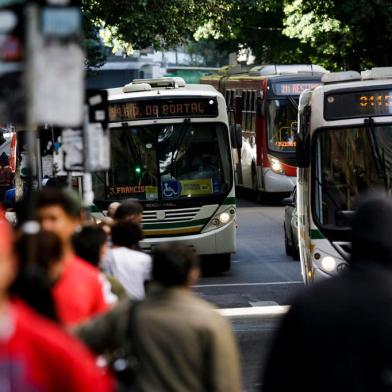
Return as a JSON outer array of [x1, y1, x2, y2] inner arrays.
[[296, 68, 392, 283], [93, 77, 236, 271], [201, 64, 327, 199]]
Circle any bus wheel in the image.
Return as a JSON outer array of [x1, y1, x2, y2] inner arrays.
[[291, 229, 300, 261], [284, 224, 292, 256], [216, 253, 231, 272]]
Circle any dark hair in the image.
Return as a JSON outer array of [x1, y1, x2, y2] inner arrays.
[[72, 225, 107, 266], [111, 220, 144, 248], [36, 188, 82, 219], [10, 266, 59, 322], [152, 243, 200, 287], [14, 231, 62, 271], [10, 231, 62, 322], [114, 200, 143, 221]]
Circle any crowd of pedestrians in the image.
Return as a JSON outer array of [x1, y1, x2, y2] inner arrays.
[[2, 184, 392, 391], [1, 187, 242, 391]]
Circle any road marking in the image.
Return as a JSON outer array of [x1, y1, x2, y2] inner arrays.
[[219, 305, 289, 318], [195, 280, 303, 288]]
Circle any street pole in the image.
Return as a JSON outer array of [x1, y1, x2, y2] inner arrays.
[[22, 3, 39, 228]]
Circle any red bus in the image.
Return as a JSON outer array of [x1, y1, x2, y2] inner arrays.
[[201, 64, 327, 198]]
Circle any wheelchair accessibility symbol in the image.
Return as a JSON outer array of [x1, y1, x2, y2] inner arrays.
[[162, 181, 180, 198]]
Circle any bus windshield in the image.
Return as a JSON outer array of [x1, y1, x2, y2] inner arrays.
[[106, 122, 232, 201], [313, 125, 392, 228], [267, 99, 298, 153]]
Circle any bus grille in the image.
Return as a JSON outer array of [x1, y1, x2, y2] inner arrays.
[[142, 207, 201, 223]]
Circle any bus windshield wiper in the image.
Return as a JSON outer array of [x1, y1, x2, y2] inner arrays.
[[288, 95, 298, 111], [168, 120, 192, 177], [364, 118, 390, 191], [314, 176, 352, 223]]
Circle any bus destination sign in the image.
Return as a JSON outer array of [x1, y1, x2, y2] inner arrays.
[[324, 89, 392, 120], [272, 82, 322, 96], [109, 97, 218, 122]]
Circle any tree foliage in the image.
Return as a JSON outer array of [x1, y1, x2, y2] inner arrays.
[[83, 0, 392, 71], [82, 0, 229, 51], [83, 11, 107, 70], [195, 0, 316, 64], [82, 0, 315, 67], [283, 0, 392, 70]]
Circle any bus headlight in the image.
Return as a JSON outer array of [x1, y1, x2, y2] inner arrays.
[[321, 256, 337, 272], [202, 207, 235, 233], [219, 212, 230, 224], [268, 155, 284, 174]]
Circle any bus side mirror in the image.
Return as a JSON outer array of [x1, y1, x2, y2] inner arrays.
[[295, 133, 310, 168], [230, 124, 242, 150], [296, 105, 311, 167]]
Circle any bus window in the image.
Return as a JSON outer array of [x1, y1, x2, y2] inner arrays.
[[266, 99, 297, 152], [251, 91, 256, 131], [107, 123, 232, 201], [314, 126, 392, 227], [225, 90, 230, 107], [230, 90, 235, 109]]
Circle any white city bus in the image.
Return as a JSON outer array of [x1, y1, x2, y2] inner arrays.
[[296, 68, 392, 283], [93, 77, 236, 271]]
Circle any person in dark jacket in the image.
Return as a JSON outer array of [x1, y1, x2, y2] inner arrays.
[[75, 243, 242, 392], [262, 191, 392, 392]]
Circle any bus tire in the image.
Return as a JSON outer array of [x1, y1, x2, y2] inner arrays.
[[284, 224, 292, 256], [216, 253, 231, 272], [291, 229, 300, 261]]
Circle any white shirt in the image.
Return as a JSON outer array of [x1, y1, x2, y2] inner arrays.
[[106, 247, 152, 300]]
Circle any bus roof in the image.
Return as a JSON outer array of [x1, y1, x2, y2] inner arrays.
[[201, 64, 328, 82], [248, 64, 327, 76], [107, 80, 220, 101], [318, 77, 392, 94]]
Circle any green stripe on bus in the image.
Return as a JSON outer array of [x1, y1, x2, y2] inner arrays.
[[143, 218, 209, 230], [310, 229, 325, 239], [223, 197, 236, 205]]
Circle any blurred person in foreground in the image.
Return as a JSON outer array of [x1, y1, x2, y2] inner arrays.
[[10, 230, 62, 322], [113, 199, 143, 225], [262, 191, 392, 392], [76, 243, 242, 392], [104, 220, 151, 300], [72, 225, 128, 301], [36, 188, 110, 325], [0, 211, 113, 391]]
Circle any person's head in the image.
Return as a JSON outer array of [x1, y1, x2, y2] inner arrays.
[[152, 243, 200, 288], [36, 188, 82, 249], [113, 200, 143, 225], [350, 191, 392, 267], [111, 220, 144, 250], [14, 230, 63, 282], [72, 225, 108, 267], [11, 230, 61, 321], [107, 202, 121, 219], [98, 218, 113, 236]]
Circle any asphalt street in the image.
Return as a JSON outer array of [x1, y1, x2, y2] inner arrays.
[[196, 197, 304, 391]]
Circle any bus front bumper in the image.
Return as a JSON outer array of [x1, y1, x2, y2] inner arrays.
[[139, 220, 236, 256]]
